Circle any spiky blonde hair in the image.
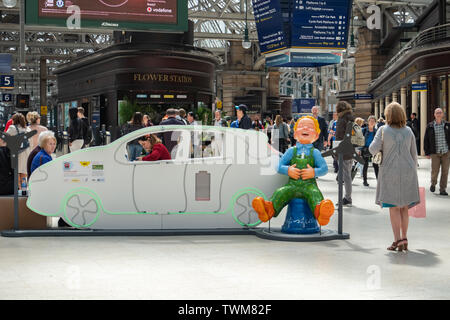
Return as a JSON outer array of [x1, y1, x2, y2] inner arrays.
[[294, 116, 321, 134]]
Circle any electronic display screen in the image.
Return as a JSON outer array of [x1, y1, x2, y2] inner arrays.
[[38, 0, 177, 24]]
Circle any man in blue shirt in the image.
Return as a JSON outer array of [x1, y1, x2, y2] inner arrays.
[[252, 116, 334, 226]]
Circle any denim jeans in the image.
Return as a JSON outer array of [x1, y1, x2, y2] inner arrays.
[[128, 143, 143, 161]]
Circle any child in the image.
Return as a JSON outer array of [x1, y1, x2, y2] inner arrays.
[[252, 116, 335, 226]]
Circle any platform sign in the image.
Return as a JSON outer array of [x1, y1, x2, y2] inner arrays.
[[266, 49, 342, 67], [291, 0, 353, 49], [0, 75, 14, 89], [26, 0, 188, 32], [354, 93, 373, 100], [2, 93, 12, 102], [251, 0, 287, 54], [412, 83, 427, 92]]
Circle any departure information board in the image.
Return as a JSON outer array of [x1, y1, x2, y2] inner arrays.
[[252, 0, 353, 66], [291, 0, 352, 49], [252, 0, 287, 54]]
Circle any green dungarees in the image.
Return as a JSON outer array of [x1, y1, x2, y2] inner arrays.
[[270, 147, 324, 217]]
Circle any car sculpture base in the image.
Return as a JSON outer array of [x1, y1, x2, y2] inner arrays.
[[1, 227, 349, 241], [254, 228, 350, 242]]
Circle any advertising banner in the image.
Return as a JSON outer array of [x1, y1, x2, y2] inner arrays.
[[26, 0, 188, 32]]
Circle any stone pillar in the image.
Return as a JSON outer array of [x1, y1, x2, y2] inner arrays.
[[420, 75, 428, 156], [392, 91, 398, 103], [400, 87, 407, 112], [385, 95, 390, 108], [411, 80, 418, 116], [374, 101, 379, 118], [379, 98, 384, 118], [354, 27, 385, 119], [40, 57, 48, 126]]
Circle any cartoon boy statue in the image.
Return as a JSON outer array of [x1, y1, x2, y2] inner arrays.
[[252, 116, 335, 226]]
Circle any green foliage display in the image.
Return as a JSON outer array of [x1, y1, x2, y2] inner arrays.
[[118, 98, 157, 126], [195, 106, 213, 125]]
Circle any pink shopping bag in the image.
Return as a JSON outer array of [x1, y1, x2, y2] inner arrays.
[[408, 187, 426, 218]]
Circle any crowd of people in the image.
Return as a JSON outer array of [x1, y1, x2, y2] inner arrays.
[[0, 102, 449, 251]]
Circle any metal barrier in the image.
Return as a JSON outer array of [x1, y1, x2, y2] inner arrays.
[[105, 131, 111, 145], [62, 131, 69, 155]]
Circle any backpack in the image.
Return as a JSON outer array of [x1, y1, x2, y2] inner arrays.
[[351, 122, 365, 147], [14, 125, 30, 152]]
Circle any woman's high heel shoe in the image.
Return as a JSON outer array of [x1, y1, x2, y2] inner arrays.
[[387, 240, 400, 251], [400, 238, 408, 251]]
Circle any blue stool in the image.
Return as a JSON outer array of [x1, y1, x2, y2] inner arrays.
[[281, 198, 320, 234]]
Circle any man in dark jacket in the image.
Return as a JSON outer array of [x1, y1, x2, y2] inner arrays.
[[407, 112, 420, 153], [159, 108, 186, 155], [335, 100, 354, 206], [77, 107, 92, 148], [424, 107, 450, 196], [236, 105, 252, 130], [0, 138, 14, 195], [311, 106, 328, 151]]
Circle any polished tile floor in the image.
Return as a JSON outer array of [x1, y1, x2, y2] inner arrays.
[[0, 158, 448, 300]]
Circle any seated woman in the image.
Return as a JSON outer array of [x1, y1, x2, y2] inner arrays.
[[30, 133, 57, 174], [137, 134, 171, 162]]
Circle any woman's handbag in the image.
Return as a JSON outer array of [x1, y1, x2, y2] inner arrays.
[[408, 187, 426, 218], [372, 127, 384, 165]]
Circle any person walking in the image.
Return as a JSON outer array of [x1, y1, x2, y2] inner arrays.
[[424, 107, 450, 196], [214, 110, 226, 127], [311, 106, 328, 151], [328, 112, 339, 173], [6, 113, 30, 188], [407, 112, 420, 154], [369, 102, 419, 252], [335, 101, 354, 206], [272, 115, 290, 153], [26, 111, 48, 150], [68, 108, 85, 153], [77, 107, 92, 148], [236, 105, 252, 130], [361, 115, 379, 186]]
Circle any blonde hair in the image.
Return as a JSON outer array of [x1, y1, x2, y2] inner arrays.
[[294, 116, 321, 134], [39, 133, 56, 149], [275, 115, 283, 126], [385, 102, 406, 128], [26, 111, 40, 125], [355, 117, 364, 127]]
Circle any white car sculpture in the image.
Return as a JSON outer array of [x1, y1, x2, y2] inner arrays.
[[27, 125, 286, 229]]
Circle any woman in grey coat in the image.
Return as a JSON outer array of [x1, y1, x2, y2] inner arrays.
[[369, 102, 419, 252]]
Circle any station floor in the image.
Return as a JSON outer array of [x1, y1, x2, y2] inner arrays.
[[0, 157, 448, 300]]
